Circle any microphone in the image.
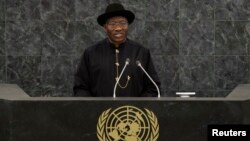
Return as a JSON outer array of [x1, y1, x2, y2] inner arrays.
[[113, 58, 130, 98], [136, 60, 161, 98]]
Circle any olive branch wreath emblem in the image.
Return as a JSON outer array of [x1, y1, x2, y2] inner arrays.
[[96, 106, 159, 141]]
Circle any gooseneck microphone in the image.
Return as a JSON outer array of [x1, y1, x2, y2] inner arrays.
[[136, 60, 161, 98], [113, 58, 130, 98]]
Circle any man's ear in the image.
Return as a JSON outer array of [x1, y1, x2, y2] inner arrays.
[[103, 24, 108, 32]]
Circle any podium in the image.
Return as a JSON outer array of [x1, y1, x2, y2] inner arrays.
[[1, 84, 250, 141]]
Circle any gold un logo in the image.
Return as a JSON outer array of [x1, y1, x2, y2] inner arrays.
[[97, 105, 159, 141]]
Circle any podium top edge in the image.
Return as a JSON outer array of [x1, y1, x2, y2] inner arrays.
[[1, 84, 249, 101], [1, 97, 249, 102]]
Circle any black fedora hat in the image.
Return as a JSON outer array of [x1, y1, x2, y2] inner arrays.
[[97, 3, 135, 26]]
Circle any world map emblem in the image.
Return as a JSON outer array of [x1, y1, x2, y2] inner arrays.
[[97, 105, 159, 141]]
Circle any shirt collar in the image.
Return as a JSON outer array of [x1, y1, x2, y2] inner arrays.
[[106, 38, 128, 49]]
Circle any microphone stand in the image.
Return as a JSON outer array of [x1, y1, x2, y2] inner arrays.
[[113, 58, 130, 98], [136, 61, 161, 98]]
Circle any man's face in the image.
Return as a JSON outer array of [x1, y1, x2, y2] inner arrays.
[[104, 16, 129, 46]]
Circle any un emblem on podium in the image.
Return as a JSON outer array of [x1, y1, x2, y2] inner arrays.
[[97, 105, 159, 141]]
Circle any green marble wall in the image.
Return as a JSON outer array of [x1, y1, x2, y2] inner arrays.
[[0, 0, 249, 97]]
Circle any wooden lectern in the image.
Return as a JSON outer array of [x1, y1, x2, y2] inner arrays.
[[0, 84, 249, 141]]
